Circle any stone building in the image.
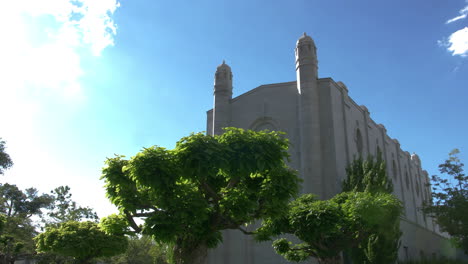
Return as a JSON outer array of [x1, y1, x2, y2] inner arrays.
[[206, 33, 458, 263]]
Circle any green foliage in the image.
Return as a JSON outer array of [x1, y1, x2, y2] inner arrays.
[[0, 183, 54, 218], [34, 186, 99, 263], [423, 149, 468, 253], [0, 183, 54, 263], [45, 186, 98, 225], [341, 152, 401, 264], [101, 128, 300, 264], [0, 138, 13, 175], [99, 214, 131, 236], [35, 252, 75, 264], [257, 192, 402, 263], [35, 221, 128, 264], [101, 235, 170, 264], [342, 150, 393, 194]]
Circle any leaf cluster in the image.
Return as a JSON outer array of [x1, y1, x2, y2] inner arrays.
[[101, 128, 300, 252], [0, 183, 53, 219], [342, 150, 393, 194], [0, 138, 13, 175], [342, 152, 401, 264], [423, 149, 468, 253], [35, 221, 128, 263], [257, 192, 402, 263], [45, 186, 98, 225], [100, 235, 170, 264]]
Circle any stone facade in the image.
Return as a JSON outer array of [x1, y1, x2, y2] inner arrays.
[[206, 33, 460, 263]]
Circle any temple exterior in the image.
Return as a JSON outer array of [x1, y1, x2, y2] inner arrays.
[[206, 33, 460, 263]]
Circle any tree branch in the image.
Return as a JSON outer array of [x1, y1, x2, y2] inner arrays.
[[237, 226, 255, 235], [132, 212, 155, 217], [124, 210, 142, 233], [200, 182, 221, 201], [226, 178, 239, 189]]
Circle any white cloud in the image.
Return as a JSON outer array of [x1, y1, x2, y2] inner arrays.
[[440, 4, 468, 57], [0, 0, 120, 101], [0, 0, 120, 217], [447, 27, 468, 57], [446, 6, 468, 24]]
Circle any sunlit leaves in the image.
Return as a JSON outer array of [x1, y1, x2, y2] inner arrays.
[[101, 128, 300, 262], [342, 153, 401, 264], [35, 221, 127, 263], [258, 192, 402, 263]]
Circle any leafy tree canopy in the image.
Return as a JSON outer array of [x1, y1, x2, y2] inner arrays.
[[342, 150, 393, 194], [0, 138, 13, 175], [341, 151, 401, 264], [0, 183, 53, 263], [100, 235, 170, 264], [101, 128, 300, 264], [35, 221, 128, 264], [45, 186, 98, 225], [0, 183, 53, 219], [257, 192, 402, 264], [424, 149, 468, 253]]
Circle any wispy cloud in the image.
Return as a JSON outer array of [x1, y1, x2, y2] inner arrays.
[[446, 6, 468, 24], [440, 3, 468, 57]]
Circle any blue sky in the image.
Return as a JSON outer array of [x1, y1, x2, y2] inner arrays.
[[1, 0, 467, 217]]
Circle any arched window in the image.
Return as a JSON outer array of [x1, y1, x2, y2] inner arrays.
[[250, 117, 279, 132], [356, 128, 363, 156]]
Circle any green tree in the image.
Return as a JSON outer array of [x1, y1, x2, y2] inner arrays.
[[35, 221, 128, 264], [257, 192, 402, 264], [342, 151, 393, 194], [102, 235, 169, 264], [45, 186, 98, 225], [35, 186, 100, 263], [0, 139, 13, 175], [101, 128, 300, 264], [423, 149, 468, 253], [341, 151, 401, 264], [0, 183, 53, 263]]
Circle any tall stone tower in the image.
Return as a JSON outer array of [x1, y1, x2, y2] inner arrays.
[[295, 33, 324, 198], [212, 61, 233, 135]]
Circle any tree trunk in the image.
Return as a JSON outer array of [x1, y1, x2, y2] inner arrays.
[[317, 255, 341, 264], [172, 240, 208, 264]]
